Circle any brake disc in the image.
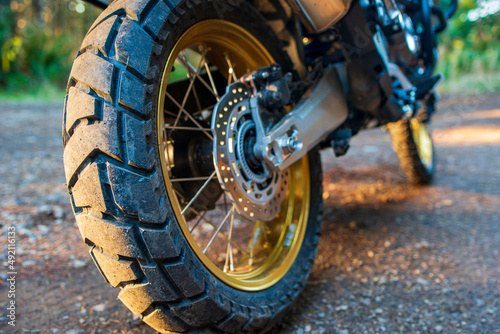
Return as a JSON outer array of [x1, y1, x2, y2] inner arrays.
[[212, 82, 289, 222]]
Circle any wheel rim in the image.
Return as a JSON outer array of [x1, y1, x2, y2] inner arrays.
[[410, 118, 433, 168], [157, 20, 310, 291]]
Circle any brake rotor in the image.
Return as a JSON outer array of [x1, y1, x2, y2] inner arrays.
[[212, 82, 288, 222]]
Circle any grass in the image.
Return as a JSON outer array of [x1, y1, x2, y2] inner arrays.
[[0, 83, 67, 102], [437, 71, 500, 95]]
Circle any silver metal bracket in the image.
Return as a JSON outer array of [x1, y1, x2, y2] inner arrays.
[[254, 67, 349, 171]]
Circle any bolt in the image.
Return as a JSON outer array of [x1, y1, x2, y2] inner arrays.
[[280, 130, 302, 155]]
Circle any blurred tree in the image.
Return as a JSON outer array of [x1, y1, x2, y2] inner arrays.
[[0, 0, 101, 91], [437, 0, 500, 80], [0, 2, 18, 85]]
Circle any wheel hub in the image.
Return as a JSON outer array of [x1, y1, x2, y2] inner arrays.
[[212, 82, 288, 221]]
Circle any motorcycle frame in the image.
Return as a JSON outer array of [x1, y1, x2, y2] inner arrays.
[[81, 0, 457, 170]]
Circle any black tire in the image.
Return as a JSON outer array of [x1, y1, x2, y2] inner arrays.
[[62, 1, 323, 332], [387, 118, 435, 184]]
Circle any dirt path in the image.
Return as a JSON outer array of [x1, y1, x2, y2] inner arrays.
[[0, 94, 499, 333]]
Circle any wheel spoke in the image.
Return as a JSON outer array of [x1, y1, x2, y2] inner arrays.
[[191, 104, 216, 118], [181, 171, 217, 215], [190, 76, 203, 111], [178, 53, 219, 100], [203, 206, 234, 254], [172, 55, 197, 125], [226, 55, 238, 85], [189, 210, 207, 233], [223, 208, 236, 272], [223, 193, 228, 213], [166, 91, 213, 140], [164, 125, 211, 132], [172, 53, 206, 127], [170, 175, 216, 183], [248, 220, 265, 267], [163, 109, 177, 117], [187, 207, 249, 256], [204, 62, 220, 101]]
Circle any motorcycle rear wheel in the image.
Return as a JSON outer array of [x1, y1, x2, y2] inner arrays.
[[63, 0, 323, 332]]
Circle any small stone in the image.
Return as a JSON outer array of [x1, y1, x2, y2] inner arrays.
[[92, 303, 106, 312], [441, 199, 453, 207], [73, 260, 87, 268], [22, 260, 36, 267], [336, 305, 349, 311], [53, 206, 64, 219], [416, 278, 429, 286], [348, 221, 357, 230], [367, 250, 374, 258], [38, 225, 51, 236], [65, 330, 79, 334], [416, 240, 430, 249], [375, 308, 383, 314], [19, 228, 37, 240], [37, 205, 53, 215], [360, 298, 371, 306], [304, 324, 311, 332]]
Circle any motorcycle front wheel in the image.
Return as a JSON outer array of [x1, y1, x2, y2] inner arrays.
[[63, 0, 323, 332], [387, 118, 435, 184]]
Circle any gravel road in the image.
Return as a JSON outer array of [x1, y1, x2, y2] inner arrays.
[[0, 93, 499, 333]]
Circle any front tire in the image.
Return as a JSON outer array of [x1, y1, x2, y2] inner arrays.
[[387, 118, 435, 184], [63, 1, 322, 332]]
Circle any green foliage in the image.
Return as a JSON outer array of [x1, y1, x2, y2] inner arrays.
[[1, 29, 73, 92], [19, 24, 76, 85], [0, 5, 18, 86], [1, 25, 76, 91], [436, 0, 500, 89], [0, 0, 101, 99]]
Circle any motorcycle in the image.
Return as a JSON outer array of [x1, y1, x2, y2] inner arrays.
[[63, 0, 456, 332]]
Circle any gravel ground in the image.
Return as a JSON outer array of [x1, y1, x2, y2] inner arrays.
[[0, 93, 499, 333]]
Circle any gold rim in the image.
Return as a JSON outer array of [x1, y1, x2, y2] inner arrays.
[[410, 118, 433, 168], [157, 20, 310, 291]]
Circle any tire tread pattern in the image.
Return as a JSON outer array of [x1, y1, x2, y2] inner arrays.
[[387, 119, 434, 184]]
